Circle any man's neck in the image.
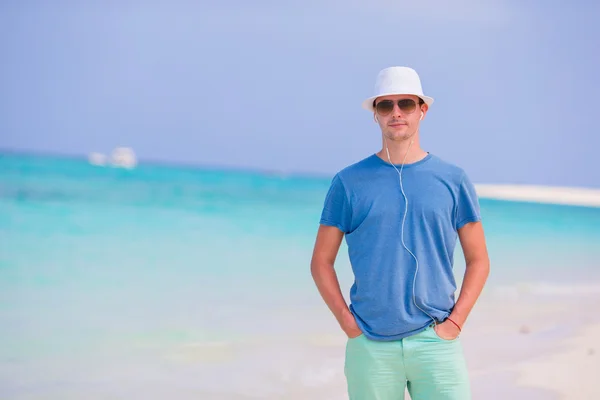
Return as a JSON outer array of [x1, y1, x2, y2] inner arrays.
[[377, 138, 428, 165]]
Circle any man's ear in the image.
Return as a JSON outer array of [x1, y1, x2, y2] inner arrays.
[[420, 104, 429, 119]]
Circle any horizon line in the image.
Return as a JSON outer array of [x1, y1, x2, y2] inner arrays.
[[2, 148, 600, 207]]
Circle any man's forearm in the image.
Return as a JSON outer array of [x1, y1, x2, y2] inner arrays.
[[449, 259, 490, 327], [311, 262, 352, 325]]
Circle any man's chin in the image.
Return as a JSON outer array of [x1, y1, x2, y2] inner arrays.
[[386, 132, 414, 142]]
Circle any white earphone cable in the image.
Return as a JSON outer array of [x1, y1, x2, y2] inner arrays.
[[384, 137, 437, 327]]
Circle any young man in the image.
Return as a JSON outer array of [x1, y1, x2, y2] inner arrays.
[[310, 66, 490, 399]]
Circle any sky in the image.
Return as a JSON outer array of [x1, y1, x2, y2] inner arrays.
[[1, 1, 599, 188]]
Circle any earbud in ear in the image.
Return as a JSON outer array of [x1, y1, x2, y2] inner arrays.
[[374, 115, 379, 123], [420, 111, 424, 121]]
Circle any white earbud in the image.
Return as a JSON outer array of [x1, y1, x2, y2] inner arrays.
[[420, 111, 424, 121], [374, 115, 379, 123]]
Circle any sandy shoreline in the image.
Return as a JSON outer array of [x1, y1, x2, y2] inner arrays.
[[461, 284, 600, 400], [238, 285, 600, 400], [2, 282, 598, 400], [475, 184, 600, 207], [515, 322, 600, 399]]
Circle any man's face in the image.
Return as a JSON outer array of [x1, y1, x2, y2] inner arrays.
[[374, 94, 427, 142]]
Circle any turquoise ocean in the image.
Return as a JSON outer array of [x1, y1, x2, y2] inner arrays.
[[1, 152, 599, 399]]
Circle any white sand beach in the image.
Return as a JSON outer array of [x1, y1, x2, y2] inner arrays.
[[516, 322, 600, 399], [234, 286, 600, 400], [463, 284, 600, 399], [215, 282, 600, 400], [475, 184, 600, 207]]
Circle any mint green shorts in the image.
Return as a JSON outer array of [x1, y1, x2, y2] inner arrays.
[[344, 324, 470, 400]]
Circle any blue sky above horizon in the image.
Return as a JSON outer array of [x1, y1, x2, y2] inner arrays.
[[1, 1, 599, 187]]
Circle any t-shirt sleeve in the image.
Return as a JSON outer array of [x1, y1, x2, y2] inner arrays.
[[319, 174, 352, 233], [455, 171, 482, 230]]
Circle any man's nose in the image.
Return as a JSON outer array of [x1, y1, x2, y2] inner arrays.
[[392, 103, 403, 118]]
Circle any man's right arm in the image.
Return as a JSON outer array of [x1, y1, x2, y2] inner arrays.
[[310, 224, 362, 338]]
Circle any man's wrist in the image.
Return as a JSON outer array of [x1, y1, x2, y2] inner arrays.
[[446, 316, 462, 332], [448, 310, 466, 328]]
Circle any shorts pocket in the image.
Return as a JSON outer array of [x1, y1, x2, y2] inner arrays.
[[431, 325, 460, 342]]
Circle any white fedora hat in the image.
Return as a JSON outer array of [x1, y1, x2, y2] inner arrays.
[[361, 66, 434, 112]]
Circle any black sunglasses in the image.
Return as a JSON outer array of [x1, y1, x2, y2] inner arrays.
[[375, 98, 422, 116]]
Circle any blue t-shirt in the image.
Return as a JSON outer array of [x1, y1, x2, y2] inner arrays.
[[319, 153, 481, 341]]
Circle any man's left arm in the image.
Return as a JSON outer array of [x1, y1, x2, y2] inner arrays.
[[448, 220, 490, 330]]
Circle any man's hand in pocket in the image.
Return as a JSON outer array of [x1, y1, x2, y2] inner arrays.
[[341, 309, 363, 338]]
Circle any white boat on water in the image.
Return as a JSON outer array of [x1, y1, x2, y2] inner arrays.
[[109, 147, 137, 169]]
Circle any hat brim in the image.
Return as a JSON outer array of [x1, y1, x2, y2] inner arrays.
[[361, 93, 434, 112]]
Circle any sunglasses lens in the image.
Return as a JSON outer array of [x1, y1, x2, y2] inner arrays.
[[375, 99, 417, 115], [375, 100, 394, 115], [398, 99, 417, 113]]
